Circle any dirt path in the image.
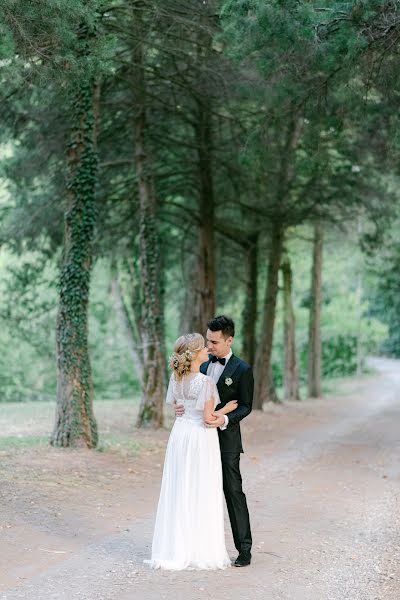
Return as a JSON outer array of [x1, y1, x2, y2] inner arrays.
[[1, 358, 400, 600]]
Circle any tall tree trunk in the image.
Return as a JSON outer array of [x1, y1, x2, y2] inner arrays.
[[281, 252, 300, 401], [190, 7, 216, 333], [308, 221, 324, 397], [253, 116, 302, 407], [191, 99, 216, 333], [254, 228, 284, 409], [132, 14, 165, 428], [242, 233, 259, 365], [268, 364, 279, 404], [51, 76, 98, 448]]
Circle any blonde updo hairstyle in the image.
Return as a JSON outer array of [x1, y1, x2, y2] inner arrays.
[[169, 333, 205, 380]]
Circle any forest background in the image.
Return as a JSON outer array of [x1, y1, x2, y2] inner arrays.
[[1, 0, 400, 448]]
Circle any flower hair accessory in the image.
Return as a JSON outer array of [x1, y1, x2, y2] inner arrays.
[[168, 348, 195, 378], [168, 332, 205, 380]]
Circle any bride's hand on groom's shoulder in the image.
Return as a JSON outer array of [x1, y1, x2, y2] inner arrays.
[[173, 400, 185, 417]]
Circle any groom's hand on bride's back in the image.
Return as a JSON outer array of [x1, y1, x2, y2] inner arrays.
[[173, 400, 185, 417]]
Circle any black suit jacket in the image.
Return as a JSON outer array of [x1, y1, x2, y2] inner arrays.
[[200, 354, 254, 453]]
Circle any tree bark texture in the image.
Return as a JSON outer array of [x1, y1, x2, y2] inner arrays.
[[308, 221, 324, 398], [52, 78, 98, 448], [254, 228, 284, 409], [191, 98, 216, 333], [253, 117, 302, 407], [132, 15, 165, 428], [281, 252, 300, 401], [189, 8, 216, 333]]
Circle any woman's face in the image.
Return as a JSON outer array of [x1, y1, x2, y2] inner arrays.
[[198, 345, 209, 363]]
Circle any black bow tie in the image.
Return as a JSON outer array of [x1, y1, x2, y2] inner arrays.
[[211, 356, 226, 365]]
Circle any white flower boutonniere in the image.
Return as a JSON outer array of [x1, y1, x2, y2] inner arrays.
[[225, 377, 233, 386]]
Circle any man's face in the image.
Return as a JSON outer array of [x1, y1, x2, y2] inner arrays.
[[206, 329, 232, 358]]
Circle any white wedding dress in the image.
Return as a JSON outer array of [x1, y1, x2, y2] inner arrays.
[[145, 371, 231, 570]]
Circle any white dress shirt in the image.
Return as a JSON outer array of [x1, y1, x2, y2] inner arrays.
[[207, 350, 232, 430]]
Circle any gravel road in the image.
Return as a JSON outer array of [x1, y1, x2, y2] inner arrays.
[[2, 357, 400, 600]]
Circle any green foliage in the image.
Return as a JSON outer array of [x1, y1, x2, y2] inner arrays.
[[0, 256, 141, 403], [89, 261, 141, 399], [365, 224, 400, 357], [0, 0, 114, 82], [307, 334, 357, 378], [0, 436, 48, 449], [0, 0, 399, 420], [271, 229, 388, 387], [96, 434, 143, 456]]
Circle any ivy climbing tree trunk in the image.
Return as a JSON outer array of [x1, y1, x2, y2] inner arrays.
[[132, 10, 165, 428], [308, 221, 324, 398], [51, 76, 98, 448], [281, 251, 300, 401], [254, 227, 284, 409]]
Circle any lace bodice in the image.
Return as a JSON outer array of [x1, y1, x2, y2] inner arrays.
[[166, 372, 220, 426]]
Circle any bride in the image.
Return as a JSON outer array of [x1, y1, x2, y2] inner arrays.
[[145, 333, 237, 570]]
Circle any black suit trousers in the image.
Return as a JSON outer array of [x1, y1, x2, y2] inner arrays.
[[221, 452, 252, 554]]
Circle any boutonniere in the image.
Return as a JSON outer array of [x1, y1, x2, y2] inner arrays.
[[225, 377, 233, 386]]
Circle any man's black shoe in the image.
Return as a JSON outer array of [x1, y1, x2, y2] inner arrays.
[[234, 552, 251, 567]]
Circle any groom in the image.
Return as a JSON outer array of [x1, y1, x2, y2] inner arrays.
[[174, 315, 253, 567]]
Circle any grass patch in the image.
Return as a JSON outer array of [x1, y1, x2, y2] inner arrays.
[[96, 434, 146, 456], [0, 398, 140, 440], [0, 435, 49, 450], [275, 370, 375, 401]]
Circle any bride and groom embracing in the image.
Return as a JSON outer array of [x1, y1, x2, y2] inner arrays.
[[145, 315, 253, 570]]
